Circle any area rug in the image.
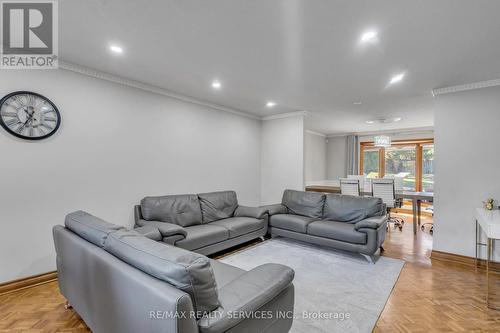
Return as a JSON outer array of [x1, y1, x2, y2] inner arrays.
[[219, 238, 405, 333]]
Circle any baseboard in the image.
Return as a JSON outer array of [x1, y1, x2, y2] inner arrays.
[[431, 250, 500, 270], [0, 271, 57, 296]]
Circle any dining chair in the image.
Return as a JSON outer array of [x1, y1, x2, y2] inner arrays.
[[421, 205, 434, 235], [372, 178, 404, 231], [348, 174, 369, 192], [340, 178, 360, 196], [384, 175, 404, 191]]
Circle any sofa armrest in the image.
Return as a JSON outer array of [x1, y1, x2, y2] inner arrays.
[[381, 203, 387, 213], [134, 205, 142, 223], [134, 225, 163, 241], [354, 215, 388, 231], [135, 219, 187, 238], [260, 204, 288, 216], [234, 205, 268, 219], [198, 263, 294, 333]]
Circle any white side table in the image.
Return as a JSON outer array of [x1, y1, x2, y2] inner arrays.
[[475, 207, 500, 310]]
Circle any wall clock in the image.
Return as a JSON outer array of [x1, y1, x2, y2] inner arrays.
[[0, 91, 61, 140]]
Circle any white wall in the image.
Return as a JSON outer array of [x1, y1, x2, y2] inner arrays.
[[326, 136, 347, 179], [0, 69, 262, 283], [304, 131, 326, 183], [433, 86, 500, 260], [261, 116, 305, 205]]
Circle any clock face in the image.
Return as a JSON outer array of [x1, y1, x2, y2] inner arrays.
[[0, 91, 61, 140]]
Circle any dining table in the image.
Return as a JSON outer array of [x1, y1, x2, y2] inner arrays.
[[395, 191, 434, 234]]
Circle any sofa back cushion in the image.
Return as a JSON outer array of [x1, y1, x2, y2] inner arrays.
[[198, 191, 238, 223], [140, 194, 202, 227], [323, 194, 385, 223], [65, 210, 124, 247], [281, 189, 325, 218], [104, 229, 220, 317]]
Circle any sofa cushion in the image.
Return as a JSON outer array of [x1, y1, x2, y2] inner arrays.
[[175, 224, 229, 251], [269, 214, 318, 233], [211, 217, 265, 238], [323, 194, 385, 223], [64, 211, 124, 247], [140, 194, 202, 227], [198, 191, 238, 223], [103, 229, 220, 316], [281, 189, 325, 218], [307, 220, 367, 244]]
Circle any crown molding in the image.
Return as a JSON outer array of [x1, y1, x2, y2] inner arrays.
[[326, 126, 434, 138], [305, 129, 327, 137], [58, 61, 260, 120], [261, 110, 308, 121], [326, 133, 354, 138], [432, 78, 500, 96]]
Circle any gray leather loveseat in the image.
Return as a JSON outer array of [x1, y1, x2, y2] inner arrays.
[[53, 211, 295, 333], [265, 190, 388, 262], [134, 191, 268, 255]]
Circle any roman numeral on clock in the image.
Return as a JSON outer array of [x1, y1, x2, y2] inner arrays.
[[41, 123, 53, 130], [1, 111, 18, 117], [5, 118, 20, 127]]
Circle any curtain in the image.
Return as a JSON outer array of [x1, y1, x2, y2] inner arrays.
[[346, 135, 359, 175]]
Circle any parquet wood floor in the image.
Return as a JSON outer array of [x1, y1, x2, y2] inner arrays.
[[374, 214, 500, 332], [1, 215, 500, 332]]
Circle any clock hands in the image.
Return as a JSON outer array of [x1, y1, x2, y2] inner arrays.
[[23, 106, 35, 117], [17, 108, 38, 134], [17, 114, 32, 134]]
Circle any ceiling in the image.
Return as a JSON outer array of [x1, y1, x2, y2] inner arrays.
[[59, 0, 500, 134]]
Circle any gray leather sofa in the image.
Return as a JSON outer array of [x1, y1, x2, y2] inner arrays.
[[53, 211, 295, 333], [134, 191, 268, 255], [264, 190, 388, 262]]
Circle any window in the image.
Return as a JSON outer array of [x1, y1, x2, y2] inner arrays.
[[385, 145, 416, 191], [360, 139, 434, 192], [422, 144, 434, 192], [362, 148, 380, 178]]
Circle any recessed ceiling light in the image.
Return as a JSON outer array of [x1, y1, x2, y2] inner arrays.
[[360, 30, 378, 44], [109, 45, 123, 54], [353, 101, 363, 105], [366, 117, 401, 125], [211, 80, 222, 90], [266, 101, 276, 108], [389, 72, 405, 85]]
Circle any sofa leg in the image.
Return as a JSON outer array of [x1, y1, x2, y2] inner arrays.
[[64, 301, 72, 310], [361, 254, 376, 264], [259, 236, 265, 242]]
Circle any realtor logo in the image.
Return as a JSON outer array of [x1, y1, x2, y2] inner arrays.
[[1, 0, 58, 69]]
